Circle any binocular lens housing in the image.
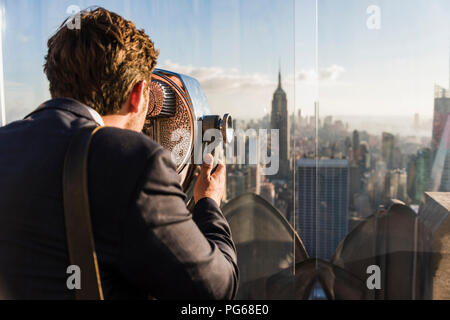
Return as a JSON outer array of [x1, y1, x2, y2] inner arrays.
[[202, 114, 233, 144]]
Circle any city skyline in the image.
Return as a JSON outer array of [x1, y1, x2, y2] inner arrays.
[[1, 0, 450, 124]]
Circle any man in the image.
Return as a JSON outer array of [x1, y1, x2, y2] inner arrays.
[[0, 7, 238, 300]]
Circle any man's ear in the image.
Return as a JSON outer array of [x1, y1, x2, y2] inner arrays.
[[128, 80, 147, 114]]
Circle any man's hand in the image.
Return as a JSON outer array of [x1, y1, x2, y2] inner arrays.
[[194, 154, 226, 206]]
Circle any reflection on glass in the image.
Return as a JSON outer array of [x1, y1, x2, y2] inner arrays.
[[222, 193, 307, 300]]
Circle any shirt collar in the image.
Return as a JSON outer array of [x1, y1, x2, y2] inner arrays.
[[26, 98, 105, 126], [84, 105, 104, 126]]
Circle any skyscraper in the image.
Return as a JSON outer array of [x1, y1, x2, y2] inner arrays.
[[260, 182, 275, 205], [352, 130, 360, 162], [414, 113, 420, 130], [413, 148, 432, 202], [296, 159, 350, 260], [382, 132, 395, 169], [432, 86, 450, 153], [271, 70, 290, 179], [226, 130, 261, 199], [431, 86, 450, 192], [384, 169, 408, 203]]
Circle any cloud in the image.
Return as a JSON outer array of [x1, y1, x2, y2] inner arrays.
[[161, 60, 345, 93], [17, 33, 30, 43], [320, 65, 346, 81], [296, 64, 346, 83], [159, 60, 274, 92], [4, 80, 50, 123], [5, 80, 27, 88], [157, 61, 345, 119]]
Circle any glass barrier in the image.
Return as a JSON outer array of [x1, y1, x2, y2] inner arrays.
[[0, 0, 449, 300], [314, 0, 450, 299]]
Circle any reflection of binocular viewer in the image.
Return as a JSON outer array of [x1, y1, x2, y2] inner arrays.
[[143, 69, 233, 196]]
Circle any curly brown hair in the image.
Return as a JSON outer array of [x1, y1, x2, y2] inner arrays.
[[44, 7, 159, 115]]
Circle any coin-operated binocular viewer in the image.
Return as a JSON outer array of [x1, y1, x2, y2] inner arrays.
[[143, 69, 233, 207]]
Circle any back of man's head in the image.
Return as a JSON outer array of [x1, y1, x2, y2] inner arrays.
[[44, 7, 159, 116]]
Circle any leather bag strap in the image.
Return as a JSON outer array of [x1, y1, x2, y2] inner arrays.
[[63, 125, 104, 300]]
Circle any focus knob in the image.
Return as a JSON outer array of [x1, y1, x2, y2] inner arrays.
[[148, 80, 177, 118]]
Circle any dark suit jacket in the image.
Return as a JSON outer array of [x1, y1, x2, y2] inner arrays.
[[0, 98, 238, 300]]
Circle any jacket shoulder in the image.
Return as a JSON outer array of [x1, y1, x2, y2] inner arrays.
[[87, 127, 167, 211], [91, 127, 162, 159]]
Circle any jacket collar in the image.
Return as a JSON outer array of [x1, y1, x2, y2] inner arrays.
[[25, 98, 104, 126]]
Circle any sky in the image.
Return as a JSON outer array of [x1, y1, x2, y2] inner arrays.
[[1, 0, 450, 124]]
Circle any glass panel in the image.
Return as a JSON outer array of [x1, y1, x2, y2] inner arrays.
[[0, 0, 303, 299], [316, 0, 450, 299]]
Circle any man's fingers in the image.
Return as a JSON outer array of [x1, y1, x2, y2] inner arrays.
[[193, 165, 201, 177], [200, 154, 214, 177], [211, 160, 226, 180]]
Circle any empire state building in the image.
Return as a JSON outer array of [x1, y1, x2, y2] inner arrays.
[[271, 71, 290, 179]]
